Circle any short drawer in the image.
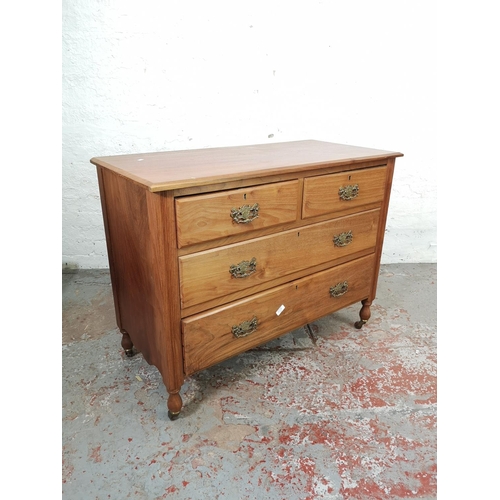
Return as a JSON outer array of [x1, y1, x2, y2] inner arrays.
[[175, 180, 299, 247], [302, 165, 387, 219], [182, 253, 375, 374], [179, 209, 380, 309]]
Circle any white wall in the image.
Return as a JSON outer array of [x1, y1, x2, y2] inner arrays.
[[62, 0, 436, 269]]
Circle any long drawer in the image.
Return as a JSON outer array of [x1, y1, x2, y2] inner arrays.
[[179, 209, 380, 309], [302, 165, 387, 219], [182, 254, 376, 374], [175, 180, 299, 247]]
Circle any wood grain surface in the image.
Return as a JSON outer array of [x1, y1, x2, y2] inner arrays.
[[91, 140, 402, 192], [176, 180, 299, 247], [179, 209, 380, 309], [182, 254, 376, 375]]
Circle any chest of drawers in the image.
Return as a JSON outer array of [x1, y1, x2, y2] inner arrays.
[[91, 140, 402, 420]]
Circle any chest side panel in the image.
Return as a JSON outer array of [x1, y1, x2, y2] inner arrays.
[[98, 168, 157, 365]]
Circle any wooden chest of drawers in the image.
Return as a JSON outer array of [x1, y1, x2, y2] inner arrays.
[[91, 140, 402, 419]]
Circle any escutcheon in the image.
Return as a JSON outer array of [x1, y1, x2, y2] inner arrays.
[[338, 184, 359, 201], [230, 203, 260, 223], [232, 316, 258, 338], [333, 230, 353, 247], [330, 281, 348, 298], [229, 257, 257, 278]]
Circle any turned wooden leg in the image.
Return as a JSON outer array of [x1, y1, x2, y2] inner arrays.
[[354, 299, 372, 329], [167, 391, 183, 421], [120, 329, 135, 357]]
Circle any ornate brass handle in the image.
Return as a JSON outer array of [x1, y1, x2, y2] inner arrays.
[[333, 230, 353, 247], [338, 184, 359, 201], [230, 203, 259, 224], [232, 316, 258, 338], [229, 257, 257, 278], [330, 281, 348, 298]]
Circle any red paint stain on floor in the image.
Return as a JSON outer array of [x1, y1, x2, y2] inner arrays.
[[277, 418, 436, 499], [89, 445, 102, 463], [415, 395, 437, 404], [347, 363, 436, 408]]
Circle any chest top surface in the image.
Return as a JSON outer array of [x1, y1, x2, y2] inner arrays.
[[90, 140, 403, 192]]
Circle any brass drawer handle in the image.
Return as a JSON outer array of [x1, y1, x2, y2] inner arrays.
[[230, 203, 259, 223], [338, 184, 359, 201], [333, 230, 353, 247], [330, 281, 348, 298], [232, 316, 258, 338], [229, 257, 257, 278]]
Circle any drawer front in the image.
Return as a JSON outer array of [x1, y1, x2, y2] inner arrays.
[[302, 166, 387, 219], [175, 180, 299, 247], [179, 209, 380, 309], [183, 254, 375, 374]]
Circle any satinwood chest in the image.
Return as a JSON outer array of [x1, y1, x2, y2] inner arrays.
[[91, 140, 403, 419]]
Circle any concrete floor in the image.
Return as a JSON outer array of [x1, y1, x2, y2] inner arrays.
[[62, 264, 437, 500]]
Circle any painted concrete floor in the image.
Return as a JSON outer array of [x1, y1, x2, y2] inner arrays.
[[62, 264, 437, 500]]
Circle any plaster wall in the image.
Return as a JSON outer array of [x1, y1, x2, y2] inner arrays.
[[62, 0, 436, 269]]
